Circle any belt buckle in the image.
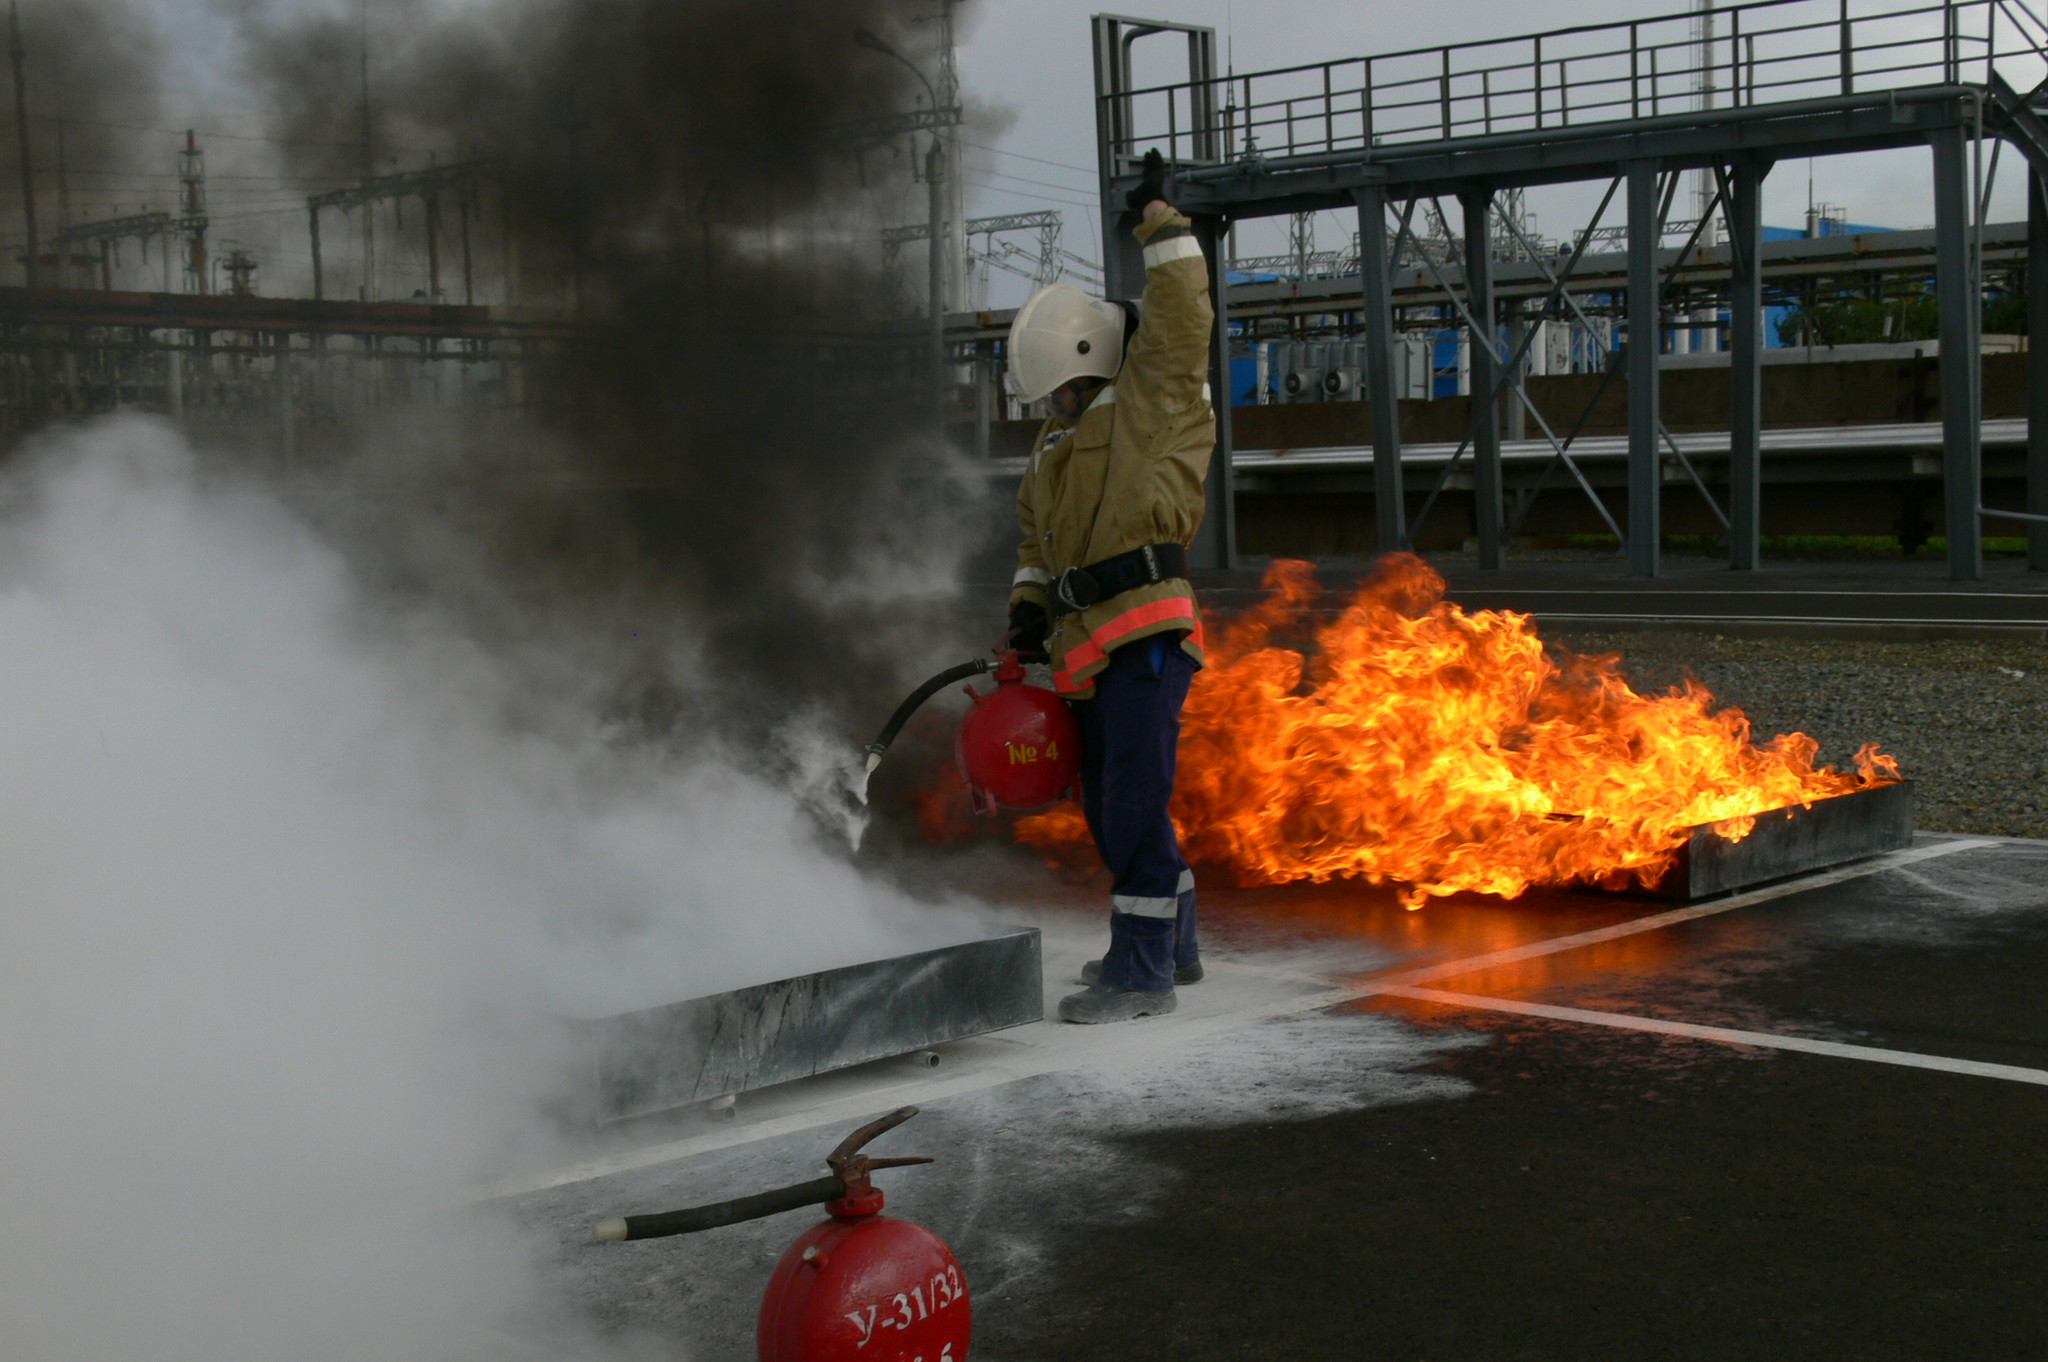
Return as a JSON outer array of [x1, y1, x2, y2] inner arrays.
[[1054, 566, 1101, 613]]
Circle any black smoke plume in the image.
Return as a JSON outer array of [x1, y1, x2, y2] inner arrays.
[[231, 0, 990, 746], [0, 1, 164, 271]]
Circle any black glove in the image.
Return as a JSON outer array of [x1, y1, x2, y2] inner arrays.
[[1124, 148, 1169, 214], [1005, 600, 1050, 663]]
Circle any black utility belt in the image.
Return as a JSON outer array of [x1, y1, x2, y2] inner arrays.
[[1049, 542, 1189, 618]]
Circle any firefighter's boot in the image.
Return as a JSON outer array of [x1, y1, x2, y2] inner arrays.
[[1057, 983, 1178, 1024]]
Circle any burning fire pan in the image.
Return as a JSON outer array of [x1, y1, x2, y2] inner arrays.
[[571, 926, 1042, 1124], [1649, 781, 1915, 901]]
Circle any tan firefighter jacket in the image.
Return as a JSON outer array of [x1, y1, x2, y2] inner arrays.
[[1009, 210, 1216, 698]]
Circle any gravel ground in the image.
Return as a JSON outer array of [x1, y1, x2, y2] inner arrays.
[[1548, 629, 2048, 840]]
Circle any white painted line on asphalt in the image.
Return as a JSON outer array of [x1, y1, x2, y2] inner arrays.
[[1368, 838, 2000, 991], [1451, 590, 2048, 600], [1529, 614, 2048, 630], [470, 837, 2003, 1201], [1376, 985, 2048, 1088]]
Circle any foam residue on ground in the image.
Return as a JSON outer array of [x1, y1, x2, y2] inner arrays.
[[507, 927, 1479, 1357]]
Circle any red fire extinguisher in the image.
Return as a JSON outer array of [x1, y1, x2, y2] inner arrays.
[[593, 1107, 970, 1361], [866, 651, 1081, 815]]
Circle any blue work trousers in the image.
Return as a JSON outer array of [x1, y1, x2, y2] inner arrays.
[[1070, 631, 1198, 992]]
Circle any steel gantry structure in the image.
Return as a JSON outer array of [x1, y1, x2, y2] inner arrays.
[[308, 159, 496, 305], [1092, 0, 2048, 580], [884, 211, 1098, 300], [48, 211, 183, 292]]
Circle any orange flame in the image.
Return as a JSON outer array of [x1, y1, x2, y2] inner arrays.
[[1013, 555, 1898, 906]]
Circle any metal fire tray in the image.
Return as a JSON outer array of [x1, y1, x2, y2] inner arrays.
[[572, 925, 1043, 1123], [1651, 780, 1915, 901]]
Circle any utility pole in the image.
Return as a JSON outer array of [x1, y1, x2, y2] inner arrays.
[[851, 22, 960, 397], [52, 99, 69, 285], [937, 0, 966, 314], [9, 0, 37, 288], [927, 135, 945, 394], [358, 0, 374, 301], [179, 129, 206, 294]]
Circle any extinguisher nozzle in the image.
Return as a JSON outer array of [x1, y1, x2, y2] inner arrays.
[[591, 1218, 630, 1242]]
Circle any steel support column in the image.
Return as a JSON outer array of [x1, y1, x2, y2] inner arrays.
[[425, 193, 441, 301], [1728, 160, 1767, 570], [1461, 188, 1503, 569], [308, 206, 323, 302], [1931, 122, 1982, 581], [2029, 168, 2048, 570], [275, 332, 295, 461], [1192, 213, 1235, 570], [973, 339, 992, 461], [926, 139, 946, 397], [1356, 183, 1406, 552], [1626, 160, 1663, 578]]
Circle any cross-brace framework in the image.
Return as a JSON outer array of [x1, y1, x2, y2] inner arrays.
[[49, 211, 189, 292], [884, 211, 1091, 292], [307, 160, 495, 305], [1094, 0, 2048, 579]]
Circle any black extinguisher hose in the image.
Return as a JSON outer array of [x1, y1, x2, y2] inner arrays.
[[592, 1108, 931, 1243], [863, 658, 992, 775], [592, 1175, 843, 1241]]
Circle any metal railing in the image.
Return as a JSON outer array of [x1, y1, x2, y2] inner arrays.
[[1105, 0, 2048, 168]]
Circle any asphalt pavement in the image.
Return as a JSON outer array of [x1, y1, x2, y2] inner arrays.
[[499, 834, 2048, 1361]]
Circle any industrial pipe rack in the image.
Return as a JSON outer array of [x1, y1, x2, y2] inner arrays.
[[1089, 0, 2048, 580]]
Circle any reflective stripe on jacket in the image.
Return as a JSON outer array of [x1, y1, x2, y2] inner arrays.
[[1009, 212, 1216, 698]]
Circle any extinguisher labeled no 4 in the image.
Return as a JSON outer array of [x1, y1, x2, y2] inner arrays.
[[867, 650, 1080, 816]]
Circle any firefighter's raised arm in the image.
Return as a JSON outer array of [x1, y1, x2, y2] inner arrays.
[[1116, 199, 1215, 449]]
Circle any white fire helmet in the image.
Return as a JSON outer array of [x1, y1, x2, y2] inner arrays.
[[1006, 282, 1127, 403]]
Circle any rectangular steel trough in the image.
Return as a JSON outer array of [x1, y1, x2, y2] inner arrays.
[[1650, 780, 1915, 900], [571, 924, 1043, 1123]]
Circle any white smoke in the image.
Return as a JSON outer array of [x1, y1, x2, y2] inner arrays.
[[0, 416, 977, 1360]]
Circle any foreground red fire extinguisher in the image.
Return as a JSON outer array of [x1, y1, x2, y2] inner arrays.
[[865, 650, 1081, 815], [593, 1107, 970, 1361]]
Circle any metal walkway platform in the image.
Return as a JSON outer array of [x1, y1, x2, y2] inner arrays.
[[1081, 0, 2048, 581]]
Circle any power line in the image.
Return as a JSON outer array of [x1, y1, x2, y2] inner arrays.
[[963, 138, 1096, 180], [61, 169, 362, 185], [964, 176, 1100, 214], [25, 110, 443, 156], [972, 165, 1101, 198]]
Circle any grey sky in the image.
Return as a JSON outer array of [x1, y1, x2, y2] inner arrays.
[[26, 0, 2035, 305]]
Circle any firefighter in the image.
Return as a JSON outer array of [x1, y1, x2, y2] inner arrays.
[[1003, 150, 1215, 1025]]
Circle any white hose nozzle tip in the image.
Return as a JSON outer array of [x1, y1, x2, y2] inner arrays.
[[864, 752, 882, 773], [592, 1218, 629, 1242]]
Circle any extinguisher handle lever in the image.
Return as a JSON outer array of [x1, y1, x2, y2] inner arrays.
[[828, 1105, 920, 1163], [827, 1106, 931, 1199]]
